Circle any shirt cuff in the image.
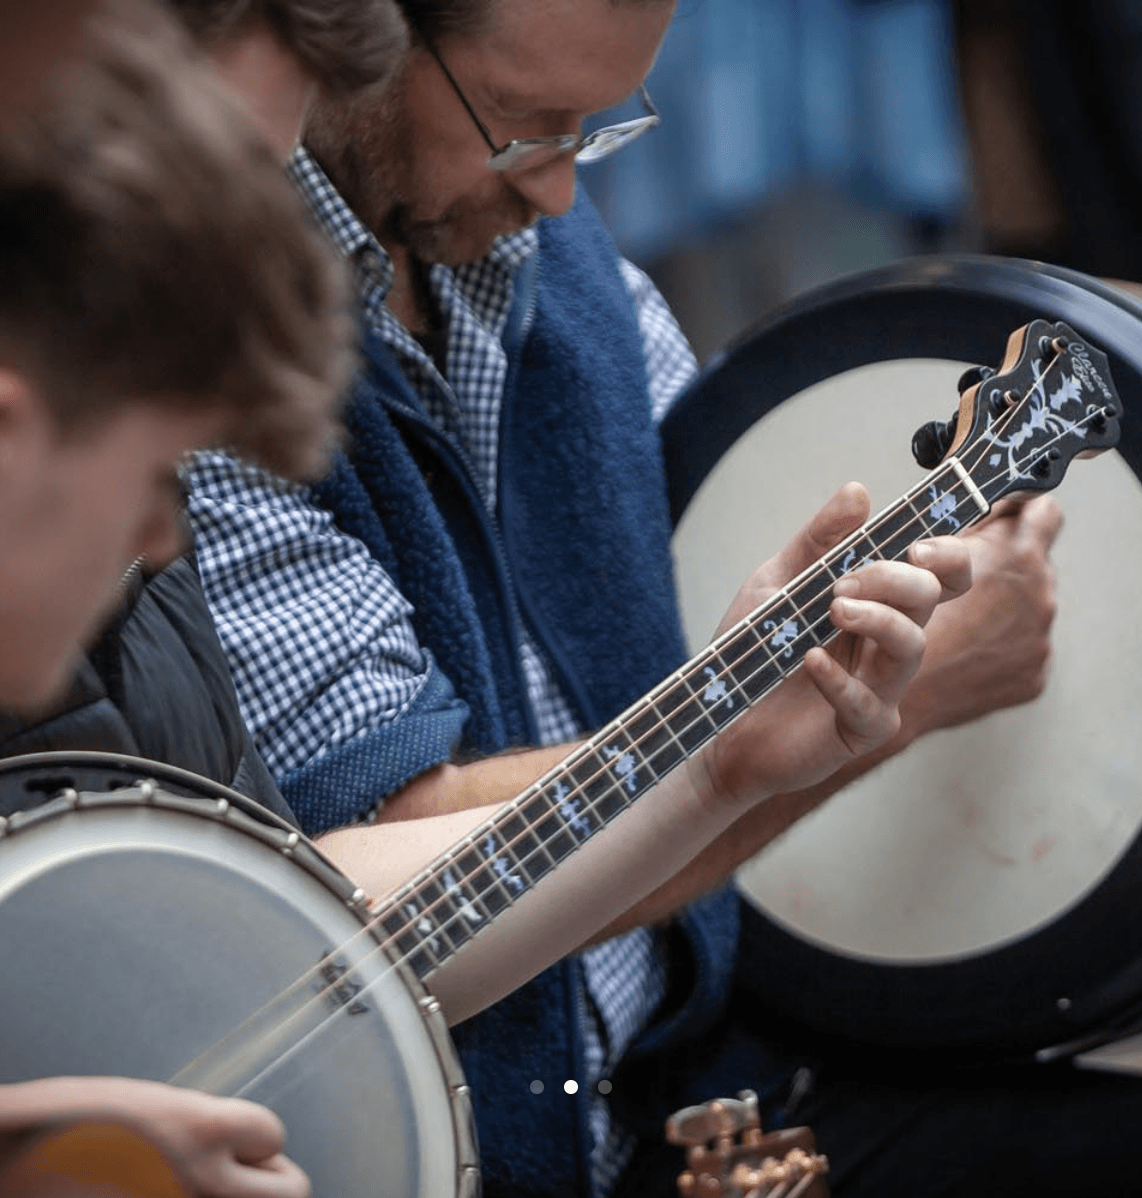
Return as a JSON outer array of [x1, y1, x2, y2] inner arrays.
[[277, 666, 469, 835]]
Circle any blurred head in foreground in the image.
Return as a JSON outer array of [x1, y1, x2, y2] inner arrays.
[[0, 0, 355, 710]]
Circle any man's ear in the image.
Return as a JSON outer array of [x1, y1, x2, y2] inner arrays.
[[0, 369, 51, 481]]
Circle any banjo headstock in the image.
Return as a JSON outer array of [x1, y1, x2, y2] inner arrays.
[[913, 319, 1123, 503], [666, 1091, 830, 1198]]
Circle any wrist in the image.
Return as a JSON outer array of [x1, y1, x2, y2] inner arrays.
[[0, 1077, 86, 1127], [686, 729, 773, 818], [892, 684, 932, 751]]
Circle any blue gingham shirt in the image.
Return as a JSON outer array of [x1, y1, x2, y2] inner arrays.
[[186, 147, 698, 1196]]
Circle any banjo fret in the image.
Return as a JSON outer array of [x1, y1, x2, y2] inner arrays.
[[450, 844, 514, 918], [715, 625, 783, 703], [785, 568, 835, 635], [624, 701, 685, 777], [494, 810, 553, 888], [653, 675, 714, 754], [742, 596, 821, 674], [575, 731, 656, 809]]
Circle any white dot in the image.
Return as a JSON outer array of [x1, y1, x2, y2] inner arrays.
[[564, 1080, 579, 1095], [597, 1080, 612, 1095], [530, 1080, 544, 1094]]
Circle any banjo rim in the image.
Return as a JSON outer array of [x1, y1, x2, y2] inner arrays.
[[0, 749, 481, 1197]]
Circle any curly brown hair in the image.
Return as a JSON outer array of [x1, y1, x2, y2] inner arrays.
[[0, 0, 355, 481], [164, 0, 409, 94]]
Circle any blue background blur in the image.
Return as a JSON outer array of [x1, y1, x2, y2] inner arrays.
[[579, 0, 974, 360]]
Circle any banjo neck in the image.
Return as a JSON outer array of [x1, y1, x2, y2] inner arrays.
[[379, 464, 990, 981], [375, 320, 1122, 984]]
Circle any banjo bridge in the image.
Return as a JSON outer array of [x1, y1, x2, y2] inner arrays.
[[317, 950, 370, 1016]]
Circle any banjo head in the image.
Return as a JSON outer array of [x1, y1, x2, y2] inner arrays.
[[0, 752, 478, 1197]]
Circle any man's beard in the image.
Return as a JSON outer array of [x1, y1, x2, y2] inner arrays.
[[381, 190, 539, 266], [305, 84, 539, 268]]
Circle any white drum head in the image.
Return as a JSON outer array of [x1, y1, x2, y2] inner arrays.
[[674, 360, 1142, 964]]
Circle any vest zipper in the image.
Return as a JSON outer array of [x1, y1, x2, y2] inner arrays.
[[495, 262, 601, 732], [116, 557, 144, 595]]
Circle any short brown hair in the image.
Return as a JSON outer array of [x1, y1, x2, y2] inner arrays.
[[0, 0, 354, 480], [164, 0, 409, 94]]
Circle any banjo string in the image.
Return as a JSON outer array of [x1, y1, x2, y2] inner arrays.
[[173, 356, 1085, 1093], [175, 355, 1098, 1095]]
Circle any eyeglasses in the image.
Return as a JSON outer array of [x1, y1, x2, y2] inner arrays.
[[420, 36, 660, 174]]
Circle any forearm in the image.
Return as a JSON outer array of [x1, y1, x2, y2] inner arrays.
[[366, 732, 904, 948], [317, 758, 759, 1027], [375, 743, 578, 821], [320, 692, 912, 1024], [0, 1078, 84, 1128]]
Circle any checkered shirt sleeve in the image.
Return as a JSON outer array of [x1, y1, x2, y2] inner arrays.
[[618, 257, 698, 422], [185, 451, 433, 781]]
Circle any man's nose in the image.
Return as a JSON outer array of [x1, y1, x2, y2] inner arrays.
[[507, 152, 578, 219]]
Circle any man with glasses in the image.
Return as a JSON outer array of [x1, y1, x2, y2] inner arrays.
[[184, 2, 1080, 1196]]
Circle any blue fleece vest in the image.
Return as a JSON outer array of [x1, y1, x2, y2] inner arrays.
[[310, 192, 740, 1198]]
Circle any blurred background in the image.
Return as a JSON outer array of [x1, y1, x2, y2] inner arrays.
[[580, 0, 1142, 363]]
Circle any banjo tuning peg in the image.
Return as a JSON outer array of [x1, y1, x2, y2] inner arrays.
[[956, 364, 995, 395], [911, 412, 958, 470], [953, 364, 987, 397]]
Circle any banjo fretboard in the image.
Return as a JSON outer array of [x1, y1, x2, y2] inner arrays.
[[378, 461, 991, 981]]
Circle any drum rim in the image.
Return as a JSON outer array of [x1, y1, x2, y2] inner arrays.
[[0, 749, 365, 904], [663, 254, 1142, 524], [664, 256, 1142, 1053]]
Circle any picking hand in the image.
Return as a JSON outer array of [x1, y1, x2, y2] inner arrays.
[[693, 483, 972, 808], [0, 1078, 310, 1198]]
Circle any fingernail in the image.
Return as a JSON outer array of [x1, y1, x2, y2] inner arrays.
[[911, 542, 931, 566], [834, 576, 860, 597], [833, 597, 855, 619]]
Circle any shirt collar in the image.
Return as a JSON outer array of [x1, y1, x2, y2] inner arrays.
[[288, 145, 393, 297]]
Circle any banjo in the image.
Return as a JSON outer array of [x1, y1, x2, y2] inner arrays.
[[0, 320, 1120, 1196]]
